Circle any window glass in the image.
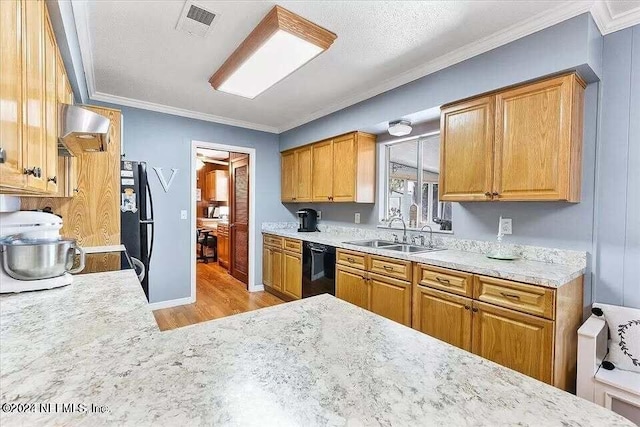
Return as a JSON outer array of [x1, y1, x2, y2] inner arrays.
[[387, 140, 418, 225]]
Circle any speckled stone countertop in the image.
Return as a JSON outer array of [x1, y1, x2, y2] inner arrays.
[[0, 270, 630, 426], [262, 228, 585, 288]]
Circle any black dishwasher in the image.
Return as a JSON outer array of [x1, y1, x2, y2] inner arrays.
[[302, 242, 336, 298]]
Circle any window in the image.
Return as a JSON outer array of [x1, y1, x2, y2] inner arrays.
[[383, 134, 452, 231]]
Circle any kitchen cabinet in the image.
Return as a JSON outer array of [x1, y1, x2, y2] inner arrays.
[[335, 249, 412, 326], [205, 170, 228, 201], [282, 249, 302, 300], [413, 262, 583, 391], [440, 73, 585, 202], [217, 223, 229, 269], [1, 0, 76, 196], [262, 234, 301, 300], [413, 285, 472, 351], [262, 235, 283, 292], [280, 131, 376, 203]]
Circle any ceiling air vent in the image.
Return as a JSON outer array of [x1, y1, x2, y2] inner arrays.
[[176, 1, 218, 38]]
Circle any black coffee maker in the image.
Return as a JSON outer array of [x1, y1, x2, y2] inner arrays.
[[296, 208, 318, 232]]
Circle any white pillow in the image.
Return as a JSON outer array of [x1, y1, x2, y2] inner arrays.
[[592, 303, 640, 373]]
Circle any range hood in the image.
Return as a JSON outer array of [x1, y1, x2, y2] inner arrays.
[[58, 104, 110, 156]]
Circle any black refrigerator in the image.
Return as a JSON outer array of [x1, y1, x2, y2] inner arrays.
[[120, 160, 154, 300]]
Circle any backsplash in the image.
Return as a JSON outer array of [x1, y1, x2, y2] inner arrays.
[[261, 222, 587, 268]]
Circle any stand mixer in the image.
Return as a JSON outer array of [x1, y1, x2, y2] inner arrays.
[[0, 211, 84, 293]]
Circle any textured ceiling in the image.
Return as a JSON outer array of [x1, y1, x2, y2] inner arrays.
[[79, 1, 638, 132]]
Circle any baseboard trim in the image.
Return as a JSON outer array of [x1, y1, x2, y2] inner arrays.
[[251, 284, 265, 292], [148, 296, 195, 310]]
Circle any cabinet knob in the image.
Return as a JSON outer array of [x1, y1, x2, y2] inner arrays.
[[23, 167, 36, 176], [472, 307, 478, 313], [484, 192, 492, 197], [492, 192, 499, 197], [464, 305, 471, 310], [48, 176, 57, 184]]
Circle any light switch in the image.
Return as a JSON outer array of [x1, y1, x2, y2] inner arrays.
[[180, 210, 188, 220], [317, 210, 322, 220], [499, 217, 512, 235], [354, 213, 361, 224]]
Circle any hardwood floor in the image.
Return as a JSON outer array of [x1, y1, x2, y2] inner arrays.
[[153, 261, 284, 331]]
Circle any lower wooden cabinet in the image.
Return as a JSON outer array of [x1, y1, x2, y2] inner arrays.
[[282, 250, 302, 299], [262, 243, 282, 292], [217, 223, 229, 269], [335, 250, 412, 326], [472, 300, 554, 384], [413, 285, 472, 352]]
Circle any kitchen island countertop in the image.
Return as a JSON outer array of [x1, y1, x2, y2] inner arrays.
[[0, 270, 630, 426]]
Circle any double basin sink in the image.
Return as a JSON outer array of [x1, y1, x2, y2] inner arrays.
[[343, 239, 445, 254]]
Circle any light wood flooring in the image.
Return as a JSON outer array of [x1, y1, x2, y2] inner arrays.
[[153, 261, 284, 331]]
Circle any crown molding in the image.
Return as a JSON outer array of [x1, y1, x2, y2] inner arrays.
[[71, 0, 640, 135]]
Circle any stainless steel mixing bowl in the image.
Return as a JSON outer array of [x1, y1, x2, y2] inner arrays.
[[1, 238, 86, 280]]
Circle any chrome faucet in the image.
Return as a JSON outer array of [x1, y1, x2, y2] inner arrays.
[[419, 224, 434, 247], [388, 217, 408, 243]]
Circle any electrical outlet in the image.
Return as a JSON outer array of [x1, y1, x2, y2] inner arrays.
[[180, 210, 188, 220], [317, 210, 322, 220], [500, 217, 512, 235], [354, 213, 361, 224]]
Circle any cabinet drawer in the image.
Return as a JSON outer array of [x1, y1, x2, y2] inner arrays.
[[474, 276, 555, 319], [263, 234, 283, 248], [283, 238, 302, 253], [369, 255, 412, 282], [414, 264, 473, 297], [336, 249, 366, 270]]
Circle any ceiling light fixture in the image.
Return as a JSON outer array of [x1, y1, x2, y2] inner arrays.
[[388, 120, 412, 137], [209, 6, 336, 99]]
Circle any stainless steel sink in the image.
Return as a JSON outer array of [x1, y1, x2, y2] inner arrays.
[[343, 240, 397, 248]]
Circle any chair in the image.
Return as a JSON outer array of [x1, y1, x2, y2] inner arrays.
[[577, 310, 640, 424], [197, 228, 217, 263]]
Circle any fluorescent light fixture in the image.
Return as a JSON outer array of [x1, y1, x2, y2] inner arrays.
[[210, 6, 336, 99], [388, 120, 412, 137]]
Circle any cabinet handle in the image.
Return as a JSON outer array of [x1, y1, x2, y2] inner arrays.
[[435, 276, 450, 284], [347, 257, 355, 263], [492, 192, 499, 197], [464, 305, 471, 310], [500, 292, 521, 301], [472, 307, 478, 312], [383, 265, 394, 271], [24, 167, 37, 176], [484, 192, 492, 197], [48, 176, 57, 184]]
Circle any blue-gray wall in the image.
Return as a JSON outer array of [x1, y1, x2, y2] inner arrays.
[[594, 25, 640, 308], [94, 105, 290, 304]]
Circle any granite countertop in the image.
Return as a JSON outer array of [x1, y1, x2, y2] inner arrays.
[[0, 271, 630, 426], [262, 229, 585, 288]]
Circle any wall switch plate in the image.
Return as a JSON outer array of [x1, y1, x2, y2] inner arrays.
[[354, 213, 361, 224], [317, 210, 322, 220], [180, 210, 188, 220], [500, 217, 512, 235]]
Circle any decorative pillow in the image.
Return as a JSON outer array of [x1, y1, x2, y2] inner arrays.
[[592, 303, 640, 373]]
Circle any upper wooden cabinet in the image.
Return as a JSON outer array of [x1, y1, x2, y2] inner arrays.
[[440, 73, 585, 202], [1, 0, 76, 196], [281, 131, 376, 203], [205, 170, 228, 202]]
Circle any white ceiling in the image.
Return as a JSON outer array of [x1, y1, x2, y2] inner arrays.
[[73, 0, 640, 134]]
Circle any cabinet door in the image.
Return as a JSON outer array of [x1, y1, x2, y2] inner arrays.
[[494, 75, 573, 201], [336, 264, 369, 310], [440, 96, 494, 201], [214, 170, 229, 201], [332, 134, 356, 202], [0, 0, 26, 190], [368, 272, 411, 326], [413, 285, 472, 351], [205, 171, 215, 201], [280, 150, 296, 202], [295, 146, 312, 202], [22, 0, 47, 191], [271, 249, 282, 292], [282, 251, 302, 299], [43, 15, 57, 194], [311, 140, 333, 201], [472, 301, 554, 384], [262, 245, 272, 287]]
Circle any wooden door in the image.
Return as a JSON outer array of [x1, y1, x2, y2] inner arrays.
[[22, 0, 47, 191], [230, 154, 249, 285], [368, 272, 411, 326], [0, 0, 26, 190], [262, 245, 272, 287], [43, 14, 57, 194], [282, 250, 302, 299], [332, 134, 356, 202], [336, 264, 369, 310], [440, 96, 494, 201], [413, 285, 472, 351], [281, 150, 296, 202], [271, 249, 282, 292], [494, 75, 573, 201], [311, 140, 333, 201], [295, 146, 312, 202], [472, 300, 554, 384]]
